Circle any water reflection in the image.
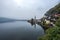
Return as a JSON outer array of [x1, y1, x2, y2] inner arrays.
[[28, 21, 36, 28], [27, 21, 46, 30], [0, 21, 44, 40]]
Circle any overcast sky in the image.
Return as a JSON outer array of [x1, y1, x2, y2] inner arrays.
[[0, 0, 59, 19]]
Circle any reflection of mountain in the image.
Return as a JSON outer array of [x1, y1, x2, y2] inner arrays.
[[0, 17, 27, 23]]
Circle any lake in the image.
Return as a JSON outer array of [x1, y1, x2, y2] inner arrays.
[[0, 21, 44, 40]]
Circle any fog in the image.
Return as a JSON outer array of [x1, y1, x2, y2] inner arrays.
[[0, 0, 59, 19]]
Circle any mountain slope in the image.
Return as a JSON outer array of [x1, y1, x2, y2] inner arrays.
[[45, 3, 60, 16]]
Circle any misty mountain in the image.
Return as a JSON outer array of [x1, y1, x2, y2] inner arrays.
[[0, 17, 27, 23], [0, 17, 17, 23]]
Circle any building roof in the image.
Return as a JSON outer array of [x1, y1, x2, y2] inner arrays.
[[55, 14, 60, 16]]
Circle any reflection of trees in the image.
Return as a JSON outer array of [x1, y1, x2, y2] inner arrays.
[[30, 23, 36, 28], [30, 22, 34, 26], [31, 18, 35, 24], [28, 18, 35, 26], [27, 18, 36, 28]]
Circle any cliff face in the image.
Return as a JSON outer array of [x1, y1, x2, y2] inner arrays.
[[45, 3, 60, 16]]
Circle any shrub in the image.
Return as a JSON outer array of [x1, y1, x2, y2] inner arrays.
[[38, 27, 60, 40]]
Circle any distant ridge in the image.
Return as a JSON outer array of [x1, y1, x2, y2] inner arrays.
[[0, 17, 27, 23]]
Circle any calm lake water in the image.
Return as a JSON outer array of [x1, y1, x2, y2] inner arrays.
[[0, 21, 44, 40]]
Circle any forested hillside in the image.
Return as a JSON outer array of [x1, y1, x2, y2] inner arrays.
[[38, 3, 60, 40], [45, 3, 60, 16]]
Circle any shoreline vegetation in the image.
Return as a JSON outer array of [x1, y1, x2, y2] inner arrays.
[[28, 3, 60, 40]]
